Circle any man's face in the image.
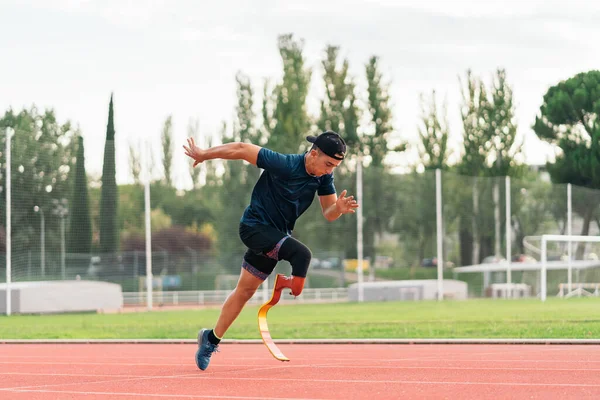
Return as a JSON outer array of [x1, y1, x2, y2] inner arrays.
[[310, 148, 343, 176]]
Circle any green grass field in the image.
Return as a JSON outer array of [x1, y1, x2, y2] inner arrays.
[[1, 298, 599, 340]]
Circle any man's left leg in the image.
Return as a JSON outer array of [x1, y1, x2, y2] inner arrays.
[[196, 252, 276, 371], [214, 267, 265, 338], [276, 237, 312, 296]]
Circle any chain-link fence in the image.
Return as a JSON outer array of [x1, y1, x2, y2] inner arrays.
[[2, 127, 600, 305]]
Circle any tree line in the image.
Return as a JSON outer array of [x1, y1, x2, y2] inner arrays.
[[1, 33, 599, 273]]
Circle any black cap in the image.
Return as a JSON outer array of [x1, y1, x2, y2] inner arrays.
[[306, 131, 347, 160]]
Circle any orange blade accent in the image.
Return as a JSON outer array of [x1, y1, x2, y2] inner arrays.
[[257, 274, 290, 362]]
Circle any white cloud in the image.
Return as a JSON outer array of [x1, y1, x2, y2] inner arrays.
[[1, 0, 599, 188]]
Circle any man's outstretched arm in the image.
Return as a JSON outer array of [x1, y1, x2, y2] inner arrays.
[[319, 190, 359, 222], [183, 137, 261, 167]]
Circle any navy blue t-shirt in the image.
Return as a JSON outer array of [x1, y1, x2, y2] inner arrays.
[[241, 148, 336, 235]]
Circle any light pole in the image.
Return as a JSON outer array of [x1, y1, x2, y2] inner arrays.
[[33, 206, 45, 278], [52, 198, 68, 280]]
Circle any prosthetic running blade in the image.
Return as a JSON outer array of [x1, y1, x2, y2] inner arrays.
[[257, 274, 290, 362]]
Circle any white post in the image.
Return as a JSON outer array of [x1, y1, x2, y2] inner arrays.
[[567, 183, 572, 293], [505, 176, 511, 297], [5, 127, 12, 316], [356, 155, 364, 302], [144, 143, 153, 310], [34, 206, 45, 277], [435, 169, 443, 301], [541, 236, 547, 302], [41, 210, 45, 277], [60, 217, 66, 279]]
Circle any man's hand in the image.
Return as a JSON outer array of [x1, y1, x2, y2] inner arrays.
[[183, 137, 205, 167], [335, 190, 359, 214]]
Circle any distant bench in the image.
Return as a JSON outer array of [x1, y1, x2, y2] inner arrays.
[[486, 283, 532, 298], [558, 283, 600, 298]]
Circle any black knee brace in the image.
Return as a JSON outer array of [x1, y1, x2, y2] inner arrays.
[[278, 237, 312, 278]]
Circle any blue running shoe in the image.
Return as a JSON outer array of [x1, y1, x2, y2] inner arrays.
[[195, 329, 219, 370]]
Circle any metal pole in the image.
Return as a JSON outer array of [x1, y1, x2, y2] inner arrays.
[[41, 211, 45, 277], [505, 176, 511, 297], [356, 155, 364, 302], [34, 206, 46, 278], [144, 142, 153, 310], [435, 169, 444, 301], [567, 183, 572, 293], [60, 217, 66, 279], [541, 236, 547, 302], [5, 127, 12, 316]]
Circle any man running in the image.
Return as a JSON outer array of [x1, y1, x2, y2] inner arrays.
[[183, 130, 359, 370]]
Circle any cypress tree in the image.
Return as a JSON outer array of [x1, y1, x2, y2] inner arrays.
[[67, 135, 92, 253], [99, 93, 118, 254]]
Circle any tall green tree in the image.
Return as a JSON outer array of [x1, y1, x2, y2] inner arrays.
[[301, 45, 360, 256], [318, 45, 360, 151], [0, 107, 76, 267], [365, 56, 395, 167], [457, 70, 490, 176], [204, 124, 224, 188], [99, 94, 119, 254], [216, 72, 264, 270], [394, 90, 452, 267], [361, 55, 398, 267], [187, 118, 201, 189], [456, 70, 490, 265], [128, 141, 142, 185], [487, 69, 523, 257], [533, 70, 600, 258], [455, 69, 523, 264], [487, 69, 522, 176], [67, 135, 92, 254], [263, 34, 312, 154], [161, 115, 174, 187], [418, 90, 451, 171]]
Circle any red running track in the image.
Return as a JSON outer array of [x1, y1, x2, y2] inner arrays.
[[1, 343, 600, 399]]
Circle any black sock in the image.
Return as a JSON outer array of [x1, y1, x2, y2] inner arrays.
[[207, 329, 221, 345]]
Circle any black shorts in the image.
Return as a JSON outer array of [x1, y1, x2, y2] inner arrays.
[[238, 223, 289, 280]]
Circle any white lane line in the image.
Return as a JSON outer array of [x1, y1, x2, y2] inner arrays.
[[2, 389, 324, 400], [0, 365, 284, 391], [2, 377, 600, 389], [3, 357, 600, 367], [1, 364, 600, 376]]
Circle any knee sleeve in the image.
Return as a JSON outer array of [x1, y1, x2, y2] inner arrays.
[[278, 237, 312, 279]]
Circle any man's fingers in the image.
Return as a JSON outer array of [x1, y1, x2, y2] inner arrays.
[[339, 189, 347, 199]]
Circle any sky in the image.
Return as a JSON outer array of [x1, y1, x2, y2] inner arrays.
[[1, 0, 599, 189]]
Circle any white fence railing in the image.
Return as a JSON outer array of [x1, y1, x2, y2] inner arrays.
[[122, 287, 349, 307]]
